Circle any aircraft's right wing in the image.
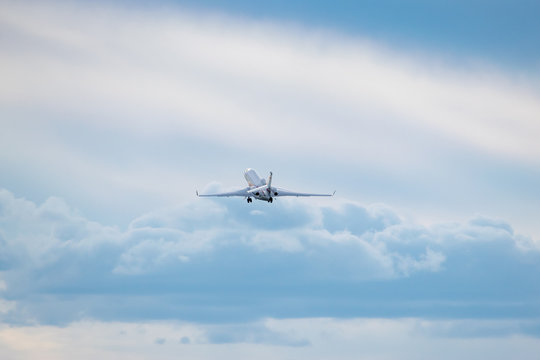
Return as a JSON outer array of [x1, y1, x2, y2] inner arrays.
[[273, 187, 335, 197], [196, 187, 251, 197]]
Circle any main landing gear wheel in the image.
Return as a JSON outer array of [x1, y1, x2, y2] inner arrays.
[[268, 197, 273, 203], [247, 197, 252, 203]]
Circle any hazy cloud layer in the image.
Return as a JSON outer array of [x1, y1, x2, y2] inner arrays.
[[1, 318, 540, 360], [0, 188, 538, 325]]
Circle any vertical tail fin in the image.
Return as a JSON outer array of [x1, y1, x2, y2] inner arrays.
[[267, 171, 273, 189]]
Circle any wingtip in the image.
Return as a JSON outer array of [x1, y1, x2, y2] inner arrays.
[[196, 190, 199, 197], [333, 190, 336, 196]]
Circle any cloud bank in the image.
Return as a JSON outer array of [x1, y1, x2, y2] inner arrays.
[[1, 318, 540, 360], [0, 188, 538, 325]]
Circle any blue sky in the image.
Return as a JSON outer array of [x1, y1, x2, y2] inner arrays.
[[1, 1, 540, 359], [164, 0, 540, 67]]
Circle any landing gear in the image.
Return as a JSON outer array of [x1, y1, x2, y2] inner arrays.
[[247, 197, 252, 203], [268, 197, 273, 203]]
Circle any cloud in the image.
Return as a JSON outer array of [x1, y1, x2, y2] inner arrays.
[[0, 2, 538, 357], [2, 1, 539, 166], [0, 188, 538, 325], [0, 299, 16, 315], [415, 318, 540, 339], [1, 0, 540, 242], [203, 321, 310, 346], [1, 318, 540, 360]]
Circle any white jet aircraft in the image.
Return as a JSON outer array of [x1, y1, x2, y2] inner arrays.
[[197, 168, 335, 203]]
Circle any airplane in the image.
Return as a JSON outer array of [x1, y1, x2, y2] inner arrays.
[[197, 168, 335, 203]]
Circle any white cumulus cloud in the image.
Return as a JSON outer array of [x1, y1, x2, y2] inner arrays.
[[0, 188, 538, 325]]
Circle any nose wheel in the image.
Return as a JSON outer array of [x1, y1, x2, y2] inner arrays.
[[268, 197, 273, 203], [247, 197, 252, 203]]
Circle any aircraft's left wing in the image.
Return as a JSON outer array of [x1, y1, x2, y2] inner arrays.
[[196, 187, 250, 197], [272, 187, 335, 197]]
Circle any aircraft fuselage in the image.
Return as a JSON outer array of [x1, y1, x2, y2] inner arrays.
[[244, 168, 277, 202]]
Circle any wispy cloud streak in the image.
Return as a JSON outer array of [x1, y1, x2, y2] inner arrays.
[[1, 1, 539, 164]]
